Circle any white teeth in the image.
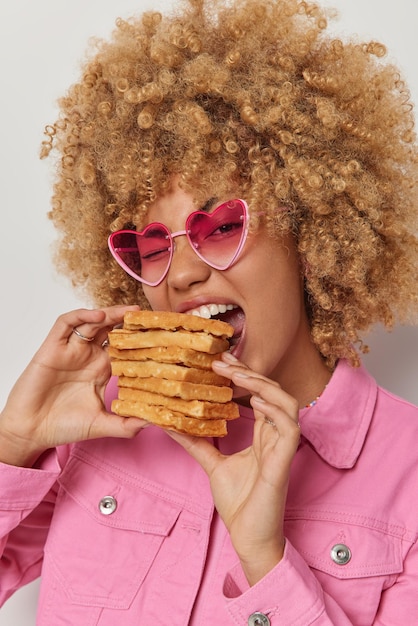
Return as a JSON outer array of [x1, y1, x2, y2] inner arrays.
[[208, 304, 219, 316], [188, 303, 237, 318], [197, 305, 212, 319]]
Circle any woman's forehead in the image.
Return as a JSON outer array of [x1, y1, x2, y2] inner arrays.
[[142, 176, 239, 219], [144, 194, 233, 226]]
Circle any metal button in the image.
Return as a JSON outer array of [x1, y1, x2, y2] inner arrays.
[[248, 612, 271, 626], [98, 495, 117, 515], [330, 543, 351, 565]]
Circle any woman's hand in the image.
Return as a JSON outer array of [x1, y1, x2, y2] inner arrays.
[[0, 306, 146, 467], [167, 352, 300, 586]]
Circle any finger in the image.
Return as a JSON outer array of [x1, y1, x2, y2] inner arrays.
[[46, 309, 106, 346], [49, 305, 139, 345], [213, 352, 278, 385], [214, 353, 300, 431], [80, 305, 140, 346], [91, 411, 149, 440], [71, 305, 140, 340], [251, 394, 300, 429], [238, 373, 299, 416], [213, 357, 298, 417], [165, 430, 223, 477], [211, 354, 260, 399], [212, 351, 250, 377], [71, 325, 97, 343]]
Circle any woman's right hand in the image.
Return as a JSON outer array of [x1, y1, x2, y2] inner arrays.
[[0, 306, 147, 467]]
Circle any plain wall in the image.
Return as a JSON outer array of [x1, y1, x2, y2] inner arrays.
[[0, 0, 417, 622]]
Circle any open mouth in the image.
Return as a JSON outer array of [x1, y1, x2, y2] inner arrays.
[[186, 303, 245, 351]]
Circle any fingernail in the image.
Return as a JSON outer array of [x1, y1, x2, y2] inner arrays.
[[222, 351, 238, 363], [233, 370, 249, 378], [212, 359, 229, 368], [252, 395, 266, 405]]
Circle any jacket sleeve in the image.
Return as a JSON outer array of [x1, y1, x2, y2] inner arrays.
[[223, 538, 418, 625], [0, 452, 60, 606]]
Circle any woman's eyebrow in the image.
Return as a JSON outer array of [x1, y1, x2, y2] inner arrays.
[[199, 197, 218, 212]]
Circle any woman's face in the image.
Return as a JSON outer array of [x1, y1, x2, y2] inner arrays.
[[142, 181, 327, 402]]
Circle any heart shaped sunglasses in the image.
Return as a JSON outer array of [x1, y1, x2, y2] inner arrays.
[[108, 198, 249, 286]]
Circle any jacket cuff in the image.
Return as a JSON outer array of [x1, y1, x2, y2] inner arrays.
[[0, 449, 60, 509], [224, 539, 326, 625]]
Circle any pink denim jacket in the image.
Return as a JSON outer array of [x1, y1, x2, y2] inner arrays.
[[0, 359, 417, 625]]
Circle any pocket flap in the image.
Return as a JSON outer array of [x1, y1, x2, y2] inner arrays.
[[285, 517, 403, 579], [58, 454, 180, 535]]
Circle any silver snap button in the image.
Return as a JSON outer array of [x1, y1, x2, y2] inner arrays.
[[248, 612, 271, 626], [98, 495, 117, 515], [330, 543, 351, 565]]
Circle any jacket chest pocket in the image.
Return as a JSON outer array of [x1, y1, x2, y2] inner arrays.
[[284, 516, 404, 623], [45, 455, 182, 610]]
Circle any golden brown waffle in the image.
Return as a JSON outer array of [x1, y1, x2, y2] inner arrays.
[[109, 310, 238, 436]]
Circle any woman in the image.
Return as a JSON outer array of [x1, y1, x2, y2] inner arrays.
[[0, 0, 417, 623]]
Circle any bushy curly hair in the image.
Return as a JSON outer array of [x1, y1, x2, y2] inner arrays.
[[42, 0, 418, 367]]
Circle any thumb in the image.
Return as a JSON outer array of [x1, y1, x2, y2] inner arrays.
[[166, 430, 222, 476], [92, 411, 148, 440]]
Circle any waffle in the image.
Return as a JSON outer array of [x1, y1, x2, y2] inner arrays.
[[109, 310, 238, 436]]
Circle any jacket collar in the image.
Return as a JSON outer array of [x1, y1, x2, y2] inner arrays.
[[299, 359, 377, 469]]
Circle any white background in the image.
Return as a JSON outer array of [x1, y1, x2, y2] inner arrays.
[[0, 0, 417, 622]]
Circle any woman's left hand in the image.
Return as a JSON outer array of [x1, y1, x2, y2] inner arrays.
[[166, 353, 301, 586]]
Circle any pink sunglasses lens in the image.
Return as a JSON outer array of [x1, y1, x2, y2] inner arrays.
[[110, 224, 172, 285], [187, 200, 247, 270]]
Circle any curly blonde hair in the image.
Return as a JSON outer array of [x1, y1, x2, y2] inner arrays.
[[42, 0, 418, 367]]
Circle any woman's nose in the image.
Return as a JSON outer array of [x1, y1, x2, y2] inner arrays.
[[166, 235, 211, 290]]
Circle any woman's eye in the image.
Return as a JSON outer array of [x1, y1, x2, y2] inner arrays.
[[209, 221, 242, 237], [141, 247, 170, 261]]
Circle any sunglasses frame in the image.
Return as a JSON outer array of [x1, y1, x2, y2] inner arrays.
[[108, 198, 249, 287]]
